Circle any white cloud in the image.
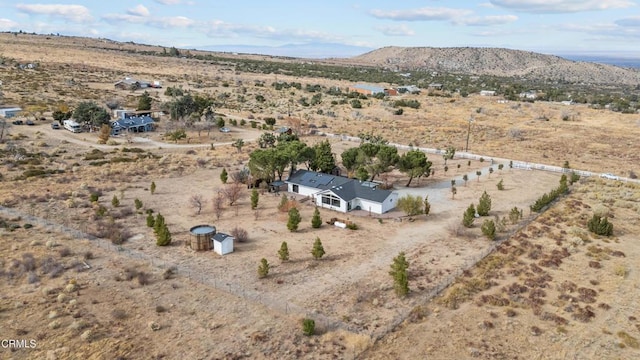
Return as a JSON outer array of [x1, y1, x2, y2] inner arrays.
[[102, 12, 195, 29], [457, 15, 518, 26], [127, 5, 150, 17], [616, 16, 640, 26], [0, 18, 19, 30], [151, 16, 195, 28], [15, 4, 92, 23], [205, 20, 347, 44], [374, 24, 415, 36], [369, 7, 472, 21], [490, 0, 635, 13], [154, 0, 184, 4]]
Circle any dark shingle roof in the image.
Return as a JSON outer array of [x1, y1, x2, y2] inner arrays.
[[287, 170, 393, 203], [112, 115, 154, 129]]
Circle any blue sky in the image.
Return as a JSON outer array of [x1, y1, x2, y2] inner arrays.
[[1, 1, 640, 58]]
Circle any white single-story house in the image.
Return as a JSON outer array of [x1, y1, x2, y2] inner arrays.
[[0, 107, 22, 118], [480, 90, 496, 96], [212, 233, 234, 255], [286, 170, 397, 214]]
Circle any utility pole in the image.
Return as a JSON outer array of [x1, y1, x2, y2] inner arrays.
[[465, 116, 474, 152]]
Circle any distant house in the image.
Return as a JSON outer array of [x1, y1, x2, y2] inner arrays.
[[212, 233, 234, 255], [274, 126, 292, 135], [428, 83, 444, 91], [114, 77, 150, 91], [519, 91, 537, 100], [110, 115, 155, 136], [480, 90, 496, 96], [285, 169, 397, 214], [396, 85, 421, 94], [0, 107, 22, 118], [348, 84, 397, 96]]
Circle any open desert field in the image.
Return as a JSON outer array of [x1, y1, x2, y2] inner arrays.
[[1, 34, 639, 359]]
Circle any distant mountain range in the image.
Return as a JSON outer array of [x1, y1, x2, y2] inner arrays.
[[346, 46, 640, 85]]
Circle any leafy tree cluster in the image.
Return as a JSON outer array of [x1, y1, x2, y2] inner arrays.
[[137, 91, 152, 111], [272, 81, 302, 91], [73, 101, 110, 129], [341, 142, 403, 182], [164, 86, 184, 97], [166, 93, 213, 121], [249, 139, 334, 184]]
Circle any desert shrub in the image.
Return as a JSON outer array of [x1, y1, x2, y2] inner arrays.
[[111, 195, 120, 208], [389, 252, 409, 297], [477, 191, 492, 216], [257, 258, 269, 278], [302, 318, 315, 336], [134, 198, 143, 210], [83, 251, 93, 260], [278, 241, 290, 261], [481, 220, 496, 240], [163, 266, 177, 280], [346, 222, 358, 230], [111, 309, 128, 320], [89, 193, 100, 202], [137, 272, 151, 286], [587, 215, 613, 236], [230, 227, 249, 242], [462, 203, 476, 228], [58, 247, 72, 258], [397, 195, 424, 216], [497, 179, 504, 190]]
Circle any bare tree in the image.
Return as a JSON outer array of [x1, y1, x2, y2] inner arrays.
[[212, 192, 225, 220], [221, 182, 244, 206], [190, 194, 204, 215]]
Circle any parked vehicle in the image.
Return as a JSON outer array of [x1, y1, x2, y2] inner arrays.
[[63, 119, 82, 133], [219, 127, 230, 133], [12, 120, 24, 125], [600, 173, 619, 180], [51, 122, 60, 129], [26, 120, 35, 126]]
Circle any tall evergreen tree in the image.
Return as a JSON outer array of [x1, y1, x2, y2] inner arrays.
[[278, 241, 290, 261], [311, 207, 322, 228], [287, 207, 301, 232], [220, 168, 228, 184], [250, 189, 259, 210], [257, 258, 270, 278], [311, 237, 325, 260], [389, 252, 409, 297], [310, 140, 336, 173], [463, 204, 476, 228], [477, 191, 492, 216]]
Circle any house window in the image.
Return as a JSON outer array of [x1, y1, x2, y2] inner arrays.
[[292, 184, 299, 193], [321, 194, 341, 207]]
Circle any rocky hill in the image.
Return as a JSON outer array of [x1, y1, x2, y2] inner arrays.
[[349, 46, 640, 85]]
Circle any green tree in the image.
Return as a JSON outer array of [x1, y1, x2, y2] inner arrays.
[[232, 138, 244, 153], [310, 140, 336, 173], [278, 242, 290, 262], [287, 207, 301, 232], [146, 213, 155, 227], [463, 203, 476, 228], [302, 318, 315, 336], [398, 149, 432, 187], [311, 237, 325, 260], [278, 193, 289, 212], [476, 191, 492, 216], [137, 91, 152, 111], [397, 195, 424, 216], [341, 147, 360, 176], [311, 207, 322, 228], [497, 179, 504, 190], [355, 167, 369, 182], [587, 215, 613, 236], [481, 219, 496, 240], [216, 117, 225, 128], [150, 181, 156, 195], [73, 101, 110, 129], [250, 188, 259, 210], [258, 133, 277, 148], [166, 129, 187, 143], [424, 196, 431, 215], [476, 170, 482, 182], [443, 146, 455, 165], [462, 174, 468, 186], [389, 252, 409, 298], [153, 213, 165, 236], [257, 258, 270, 278], [156, 224, 172, 246], [217, 169, 227, 185], [509, 207, 523, 224], [134, 198, 143, 210], [111, 195, 120, 208]]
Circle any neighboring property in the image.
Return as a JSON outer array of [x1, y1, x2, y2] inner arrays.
[[480, 90, 497, 96], [348, 84, 397, 96], [110, 115, 155, 136], [428, 83, 444, 91], [212, 233, 234, 255], [396, 85, 421, 94], [0, 107, 22, 118], [519, 91, 537, 100], [114, 77, 161, 91], [286, 170, 397, 214]]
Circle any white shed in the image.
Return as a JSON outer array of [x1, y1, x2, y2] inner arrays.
[[212, 233, 234, 255]]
